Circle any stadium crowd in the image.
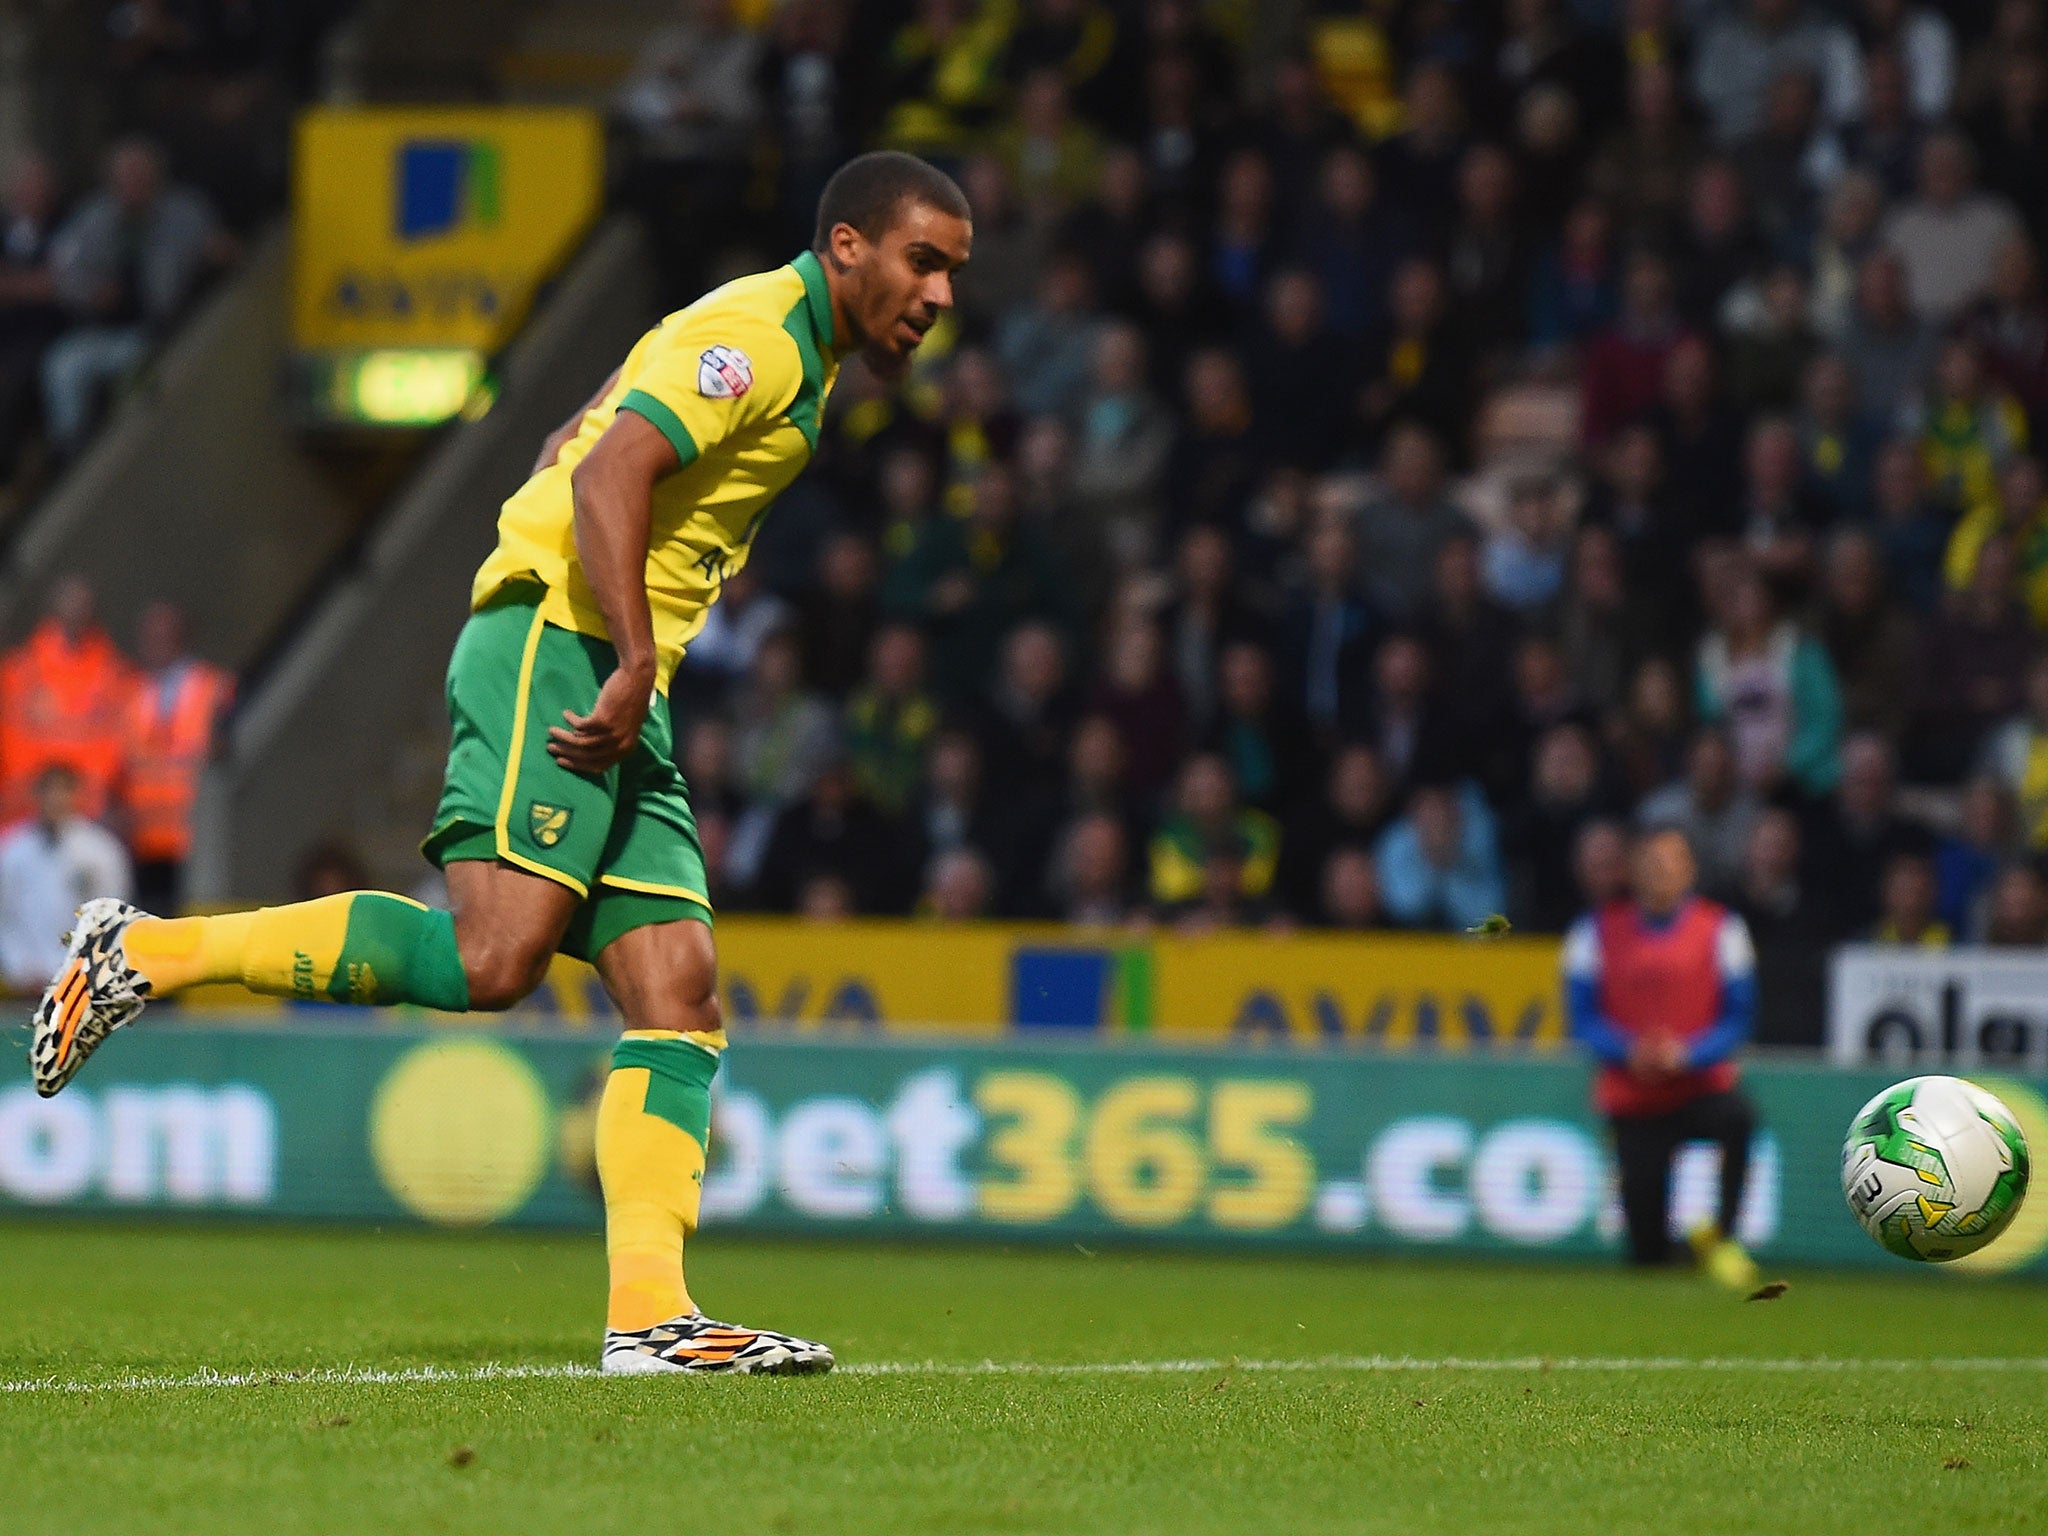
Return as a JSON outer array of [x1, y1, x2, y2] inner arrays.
[[611, 0, 2048, 1029]]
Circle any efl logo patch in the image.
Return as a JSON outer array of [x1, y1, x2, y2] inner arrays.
[[697, 345, 753, 399], [529, 803, 571, 848]]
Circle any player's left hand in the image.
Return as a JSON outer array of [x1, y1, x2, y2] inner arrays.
[[548, 665, 653, 774]]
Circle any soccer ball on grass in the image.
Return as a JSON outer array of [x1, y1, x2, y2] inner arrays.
[[1842, 1076, 2029, 1262]]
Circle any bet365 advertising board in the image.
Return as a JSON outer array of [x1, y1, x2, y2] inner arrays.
[[7, 1022, 2048, 1276]]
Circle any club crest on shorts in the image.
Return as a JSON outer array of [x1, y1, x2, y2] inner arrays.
[[697, 345, 753, 399], [529, 802, 571, 848]]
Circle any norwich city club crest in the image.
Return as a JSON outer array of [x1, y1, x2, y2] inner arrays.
[[529, 802, 570, 847]]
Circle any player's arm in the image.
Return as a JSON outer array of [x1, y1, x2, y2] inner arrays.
[[532, 367, 622, 474], [1562, 918, 1631, 1067], [548, 411, 677, 774], [1685, 913, 1758, 1071]]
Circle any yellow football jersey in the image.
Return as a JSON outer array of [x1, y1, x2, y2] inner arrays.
[[471, 250, 841, 685]]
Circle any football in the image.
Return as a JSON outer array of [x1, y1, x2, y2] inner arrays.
[[1842, 1076, 2031, 1263]]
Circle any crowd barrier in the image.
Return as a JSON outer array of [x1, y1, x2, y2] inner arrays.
[[6, 1021, 2045, 1276]]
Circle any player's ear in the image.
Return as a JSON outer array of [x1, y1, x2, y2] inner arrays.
[[825, 221, 862, 275]]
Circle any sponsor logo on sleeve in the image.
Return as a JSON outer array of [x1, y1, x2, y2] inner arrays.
[[697, 345, 753, 399]]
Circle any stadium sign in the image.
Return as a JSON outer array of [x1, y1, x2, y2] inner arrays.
[[11, 1024, 2048, 1274], [1830, 947, 2048, 1071]]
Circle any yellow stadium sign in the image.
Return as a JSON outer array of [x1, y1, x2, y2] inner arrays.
[[292, 106, 603, 353]]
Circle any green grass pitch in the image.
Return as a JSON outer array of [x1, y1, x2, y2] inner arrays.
[[5, 1221, 2048, 1534]]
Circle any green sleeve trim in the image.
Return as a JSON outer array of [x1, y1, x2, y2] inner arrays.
[[618, 389, 700, 469]]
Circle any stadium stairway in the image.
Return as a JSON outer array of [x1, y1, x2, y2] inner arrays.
[[185, 216, 658, 903]]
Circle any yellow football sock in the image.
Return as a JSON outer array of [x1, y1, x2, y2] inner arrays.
[[599, 1028, 724, 1331], [123, 894, 470, 1008]]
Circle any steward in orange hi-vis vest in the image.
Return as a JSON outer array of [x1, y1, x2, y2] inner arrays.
[[121, 659, 232, 863], [0, 612, 136, 822]]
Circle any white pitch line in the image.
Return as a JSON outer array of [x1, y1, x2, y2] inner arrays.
[[8, 1356, 2048, 1395]]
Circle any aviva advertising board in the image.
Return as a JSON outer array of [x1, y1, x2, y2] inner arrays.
[[9, 1024, 2048, 1276], [293, 106, 602, 355], [183, 921, 1566, 1048]]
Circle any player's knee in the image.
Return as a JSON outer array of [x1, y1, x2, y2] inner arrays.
[[460, 935, 553, 1011]]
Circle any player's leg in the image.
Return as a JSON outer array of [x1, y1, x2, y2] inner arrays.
[[1610, 1113, 1677, 1265], [28, 590, 613, 1095], [587, 913, 831, 1376]]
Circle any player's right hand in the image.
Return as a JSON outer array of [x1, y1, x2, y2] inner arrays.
[[548, 664, 653, 775]]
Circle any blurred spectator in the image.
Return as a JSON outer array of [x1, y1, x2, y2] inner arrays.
[[1581, 251, 1688, 448], [1869, 436, 1952, 612], [1855, 0, 1955, 121], [1057, 144, 1148, 317], [0, 576, 135, 821], [119, 599, 230, 915], [1376, 61, 1470, 241], [1590, 57, 1701, 242], [0, 764, 131, 994], [1873, 847, 1949, 944], [1916, 337, 2029, 520], [1315, 845, 1384, 930], [0, 151, 65, 475], [974, 619, 1076, 803], [1357, 633, 1456, 793], [995, 250, 1101, 419], [1583, 423, 1692, 633], [1840, 250, 1932, 433], [1609, 655, 1693, 802], [1088, 616, 1187, 800], [1246, 268, 1353, 470], [1276, 511, 1372, 742], [1942, 454, 2048, 624], [1559, 525, 1657, 720], [1795, 352, 1880, 521], [1047, 810, 1133, 925], [991, 68, 1104, 220], [1733, 414, 1828, 587], [921, 845, 996, 921], [1819, 528, 1922, 746], [1963, 235, 2048, 438], [1837, 48, 1927, 199], [1527, 196, 1618, 352], [1966, 48, 2048, 249], [1918, 535, 2035, 780], [1563, 825, 1759, 1275], [1809, 170, 1887, 339], [1162, 524, 1261, 733], [796, 871, 856, 922], [44, 138, 231, 455], [1638, 729, 1764, 902], [1278, 743, 1395, 920], [1375, 780, 1507, 932], [755, 754, 908, 914], [1694, 561, 1843, 797], [730, 628, 839, 879], [1692, 0, 1857, 146], [1572, 817, 1632, 910], [1734, 807, 1837, 1044], [796, 531, 881, 699], [675, 566, 792, 709], [1937, 775, 2016, 935], [1507, 722, 1609, 932], [1881, 131, 2022, 324], [1651, 335, 1745, 535], [1071, 322, 1174, 566], [1729, 71, 1837, 258], [1166, 347, 1260, 534], [614, 0, 763, 300], [1148, 752, 1280, 916], [1726, 264, 1823, 416], [1482, 472, 1573, 616], [1355, 424, 1474, 626], [1357, 257, 1471, 454], [1423, 533, 1518, 752], [1203, 640, 1308, 814], [1288, 143, 1409, 343], [1673, 158, 1766, 327], [954, 155, 1045, 339], [842, 624, 936, 817], [1984, 859, 2048, 945], [882, 459, 1065, 699], [1803, 731, 1926, 933], [1980, 654, 2048, 848], [1444, 144, 1530, 365]]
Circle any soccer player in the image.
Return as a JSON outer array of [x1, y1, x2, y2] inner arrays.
[[1563, 826, 1763, 1290], [27, 151, 972, 1376]]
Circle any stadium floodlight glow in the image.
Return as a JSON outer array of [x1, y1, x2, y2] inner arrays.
[[329, 348, 491, 425]]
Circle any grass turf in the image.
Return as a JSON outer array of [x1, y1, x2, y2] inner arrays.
[[4, 1222, 2048, 1534]]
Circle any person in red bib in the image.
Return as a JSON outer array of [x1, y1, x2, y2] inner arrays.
[[0, 576, 135, 823], [1564, 825, 1762, 1288]]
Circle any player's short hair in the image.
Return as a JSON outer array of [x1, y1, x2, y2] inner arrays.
[[812, 152, 969, 251]]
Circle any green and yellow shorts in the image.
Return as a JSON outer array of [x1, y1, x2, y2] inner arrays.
[[423, 584, 711, 961]]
